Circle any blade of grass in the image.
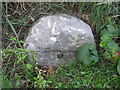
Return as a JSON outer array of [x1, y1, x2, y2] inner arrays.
[[4, 15, 21, 47], [1, 3, 22, 47]]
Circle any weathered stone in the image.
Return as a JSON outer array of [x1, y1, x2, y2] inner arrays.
[[24, 14, 95, 68]]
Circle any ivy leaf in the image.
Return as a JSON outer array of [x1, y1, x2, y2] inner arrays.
[[76, 43, 99, 66]]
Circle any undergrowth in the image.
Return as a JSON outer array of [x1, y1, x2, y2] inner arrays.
[[1, 2, 120, 88]]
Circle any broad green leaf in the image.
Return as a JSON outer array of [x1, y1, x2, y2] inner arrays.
[[76, 43, 99, 66], [107, 25, 115, 33], [100, 41, 106, 47], [107, 25, 119, 37], [100, 29, 109, 36], [101, 33, 113, 43], [107, 40, 119, 54], [100, 33, 113, 47]]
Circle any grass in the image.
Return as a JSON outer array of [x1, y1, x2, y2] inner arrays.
[[1, 2, 120, 88], [47, 62, 119, 88]]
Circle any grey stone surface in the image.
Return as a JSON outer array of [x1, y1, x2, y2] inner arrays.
[[24, 14, 95, 68]]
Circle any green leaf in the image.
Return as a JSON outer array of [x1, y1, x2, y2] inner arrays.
[[76, 43, 99, 66], [107, 25, 119, 37], [100, 41, 106, 47], [107, 40, 119, 54], [101, 33, 113, 43], [100, 33, 113, 47], [2, 73, 13, 88], [26, 64, 33, 70], [102, 52, 111, 59], [100, 29, 109, 36]]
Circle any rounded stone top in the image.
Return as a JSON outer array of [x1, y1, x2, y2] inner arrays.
[[24, 14, 95, 68]]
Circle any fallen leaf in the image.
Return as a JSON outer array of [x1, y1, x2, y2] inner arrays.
[[47, 65, 53, 75]]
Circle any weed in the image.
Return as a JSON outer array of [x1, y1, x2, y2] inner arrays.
[[2, 37, 50, 88]]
